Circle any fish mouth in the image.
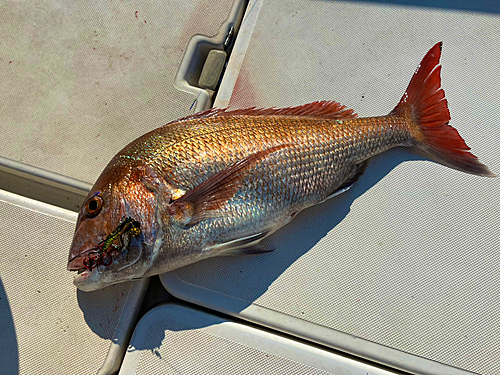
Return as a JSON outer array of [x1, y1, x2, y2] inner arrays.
[[68, 241, 118, 272], [67, 256, 95, 280], [67, 243, 129, 276], [67, 255, 86, 271], [72, 265, 99, 290], [67, 252, 96, 271], [75, 267, 93, 280], [68, 217, 142, 271]]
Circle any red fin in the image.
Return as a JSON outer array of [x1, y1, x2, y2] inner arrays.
[[392, 42, 495, 177], [174, 101, 357, 123], [169, 145, 288, 226]]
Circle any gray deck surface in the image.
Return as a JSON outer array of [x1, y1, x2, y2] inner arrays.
[[0, 0, 234, 183], [0, 192, 143, 374], [120, 304, 400, 375]]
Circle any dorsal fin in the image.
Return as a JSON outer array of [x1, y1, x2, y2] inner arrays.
[[173, 101, 358, 123]]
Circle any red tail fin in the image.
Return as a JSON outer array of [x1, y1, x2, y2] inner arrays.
[[391, 42, 495, 177]]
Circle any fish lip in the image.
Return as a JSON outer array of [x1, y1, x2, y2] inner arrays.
[[67, 256, 86, 271], [67, 245, 104, 271], [67, 245, 126, 272], [72, 268, 103, 291], [74, 268, 93, 280]]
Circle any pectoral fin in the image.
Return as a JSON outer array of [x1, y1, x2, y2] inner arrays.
[[169, 145, 288, 226]]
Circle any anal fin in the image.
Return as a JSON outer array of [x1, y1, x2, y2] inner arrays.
[[321, 161, 368, 202], [236, 245, 275, 255], [211, 231, 273, 255]]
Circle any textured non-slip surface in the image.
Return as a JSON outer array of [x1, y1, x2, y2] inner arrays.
[[0, 0, 233, 183], [163, 1, 500, 374], [120, 304, 399, 375], [0, 196, 134, 374], [137, 321, 334, 375]]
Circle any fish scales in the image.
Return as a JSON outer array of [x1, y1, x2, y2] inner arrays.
[[123, 115, 411, 193], [136, 115, 413, 276], [68, 43, 495, 291]]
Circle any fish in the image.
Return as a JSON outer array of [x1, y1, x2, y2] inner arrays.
[[67, 43, 495, 291]]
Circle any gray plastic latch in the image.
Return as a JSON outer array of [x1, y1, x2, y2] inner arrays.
[[198, 49, 227, 90]]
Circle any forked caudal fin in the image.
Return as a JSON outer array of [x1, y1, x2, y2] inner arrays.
[[391, 42, 496, 177]]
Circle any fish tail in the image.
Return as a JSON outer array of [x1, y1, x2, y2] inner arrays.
[[391, 42, 496, 177]]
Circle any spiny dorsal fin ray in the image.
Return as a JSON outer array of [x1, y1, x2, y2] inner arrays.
[[173, 101, 358, 123]]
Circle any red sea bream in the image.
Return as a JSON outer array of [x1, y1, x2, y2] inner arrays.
[[67, 43, 495, 291]]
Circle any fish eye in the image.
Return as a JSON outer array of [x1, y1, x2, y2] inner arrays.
[[84, 195, 103, 218]]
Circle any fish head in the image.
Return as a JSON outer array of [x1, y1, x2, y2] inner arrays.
[[67, 162, 159, 291]]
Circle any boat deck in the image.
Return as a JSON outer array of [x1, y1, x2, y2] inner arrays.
[[1, 1, 499, 374]]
